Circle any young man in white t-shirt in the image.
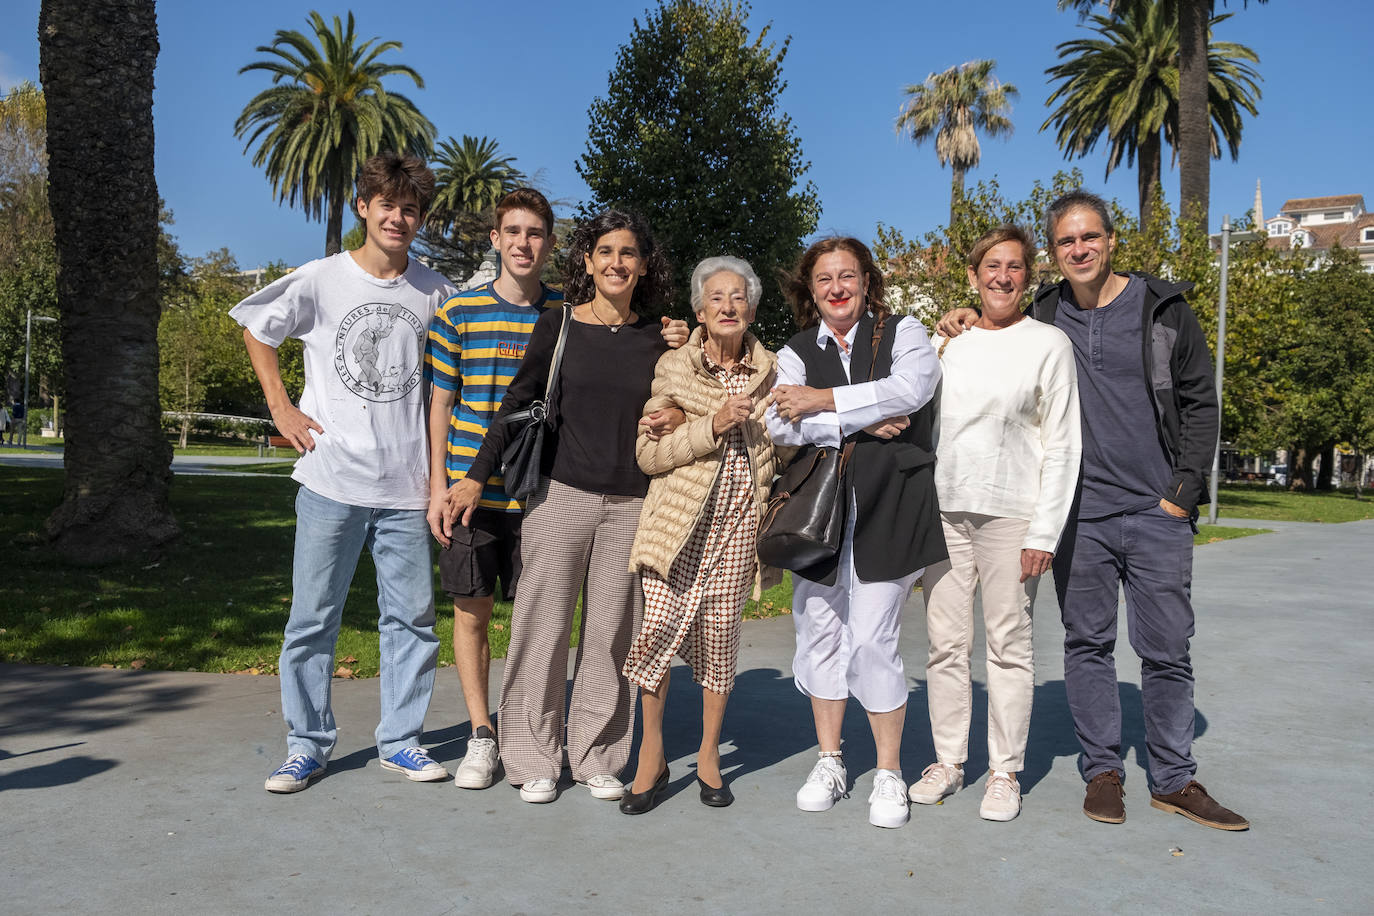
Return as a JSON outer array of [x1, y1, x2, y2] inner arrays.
[[233, 152, 458, 793]]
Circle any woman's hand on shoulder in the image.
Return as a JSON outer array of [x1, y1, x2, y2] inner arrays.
[[659, 316, 690, 349], [935, 308, 979, 338]]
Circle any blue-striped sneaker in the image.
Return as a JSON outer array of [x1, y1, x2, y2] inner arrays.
[[380, 747, 449, 782], [264, 754, 325, 793]]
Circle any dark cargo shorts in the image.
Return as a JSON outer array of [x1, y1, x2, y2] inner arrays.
[[438, 509, 523, 601]]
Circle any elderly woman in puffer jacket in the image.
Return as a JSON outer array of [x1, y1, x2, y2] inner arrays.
[[618, 256, 786, 815]]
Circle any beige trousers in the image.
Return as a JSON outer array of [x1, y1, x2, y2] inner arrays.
[[497, 478, 643, 785], [922, 512, 1038, 773]]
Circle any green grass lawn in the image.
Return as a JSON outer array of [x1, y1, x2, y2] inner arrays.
[[4, 465, 1312, 675], [1216, 484, 1374, 523], [0, 431, 284, 458]]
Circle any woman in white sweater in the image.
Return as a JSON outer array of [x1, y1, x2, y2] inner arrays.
[[912, 225, 1081, 822]]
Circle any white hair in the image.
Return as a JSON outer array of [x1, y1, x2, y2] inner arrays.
[[689, 256, 762, 319]]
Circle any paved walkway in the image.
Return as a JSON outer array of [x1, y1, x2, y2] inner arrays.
[[3, 518, 1371, 913]]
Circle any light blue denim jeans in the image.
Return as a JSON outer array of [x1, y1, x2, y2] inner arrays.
[[280, 486, 438, 761]]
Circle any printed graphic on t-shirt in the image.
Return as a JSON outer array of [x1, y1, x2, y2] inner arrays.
[[334, 301, 426, 401]]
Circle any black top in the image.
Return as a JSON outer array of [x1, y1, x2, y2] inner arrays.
[[468, 307, 667, 498]]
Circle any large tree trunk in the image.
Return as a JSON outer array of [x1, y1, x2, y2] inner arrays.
[[1138, 129, 1163, 231], [325, 172, 346, 256], [39, 0, 177, 563], [1316, 442, 1335, 491], [1177, 0, 1212, 230], [1291, 444, 1315, 491]]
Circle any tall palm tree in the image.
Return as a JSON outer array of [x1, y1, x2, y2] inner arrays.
[[38, 0, 178, 561], [1058, 0, 1267, 228], [896, 60, 1017, 228], [234, 11, 436, 256], [1044, 1, 1260, 228], [427, 135, 527, 237]]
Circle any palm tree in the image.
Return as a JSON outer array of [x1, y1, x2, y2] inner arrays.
[[896, 60, 1018, 227], [416, 135, 527, 281], [234, 12, 436, 256], [1044, 1, 1260, 228], [427, 135, 527, 237], [1058, 0, 1267, 228], [38, 0, 178, 561]]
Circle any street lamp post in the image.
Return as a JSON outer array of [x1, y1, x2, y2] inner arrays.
[[23, 308, 58, 450], [1207, 216, 1258, 525]]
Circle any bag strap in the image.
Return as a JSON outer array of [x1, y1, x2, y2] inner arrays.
[[543, 304, 571, 402], [866, 316, 887, 381]]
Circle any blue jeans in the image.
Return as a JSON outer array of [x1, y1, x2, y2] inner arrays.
[[1054, 504, 1197, 795], [280, 486, 438, 761]]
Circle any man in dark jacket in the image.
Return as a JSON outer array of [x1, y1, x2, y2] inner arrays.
[[939, 190, 1247, 831]]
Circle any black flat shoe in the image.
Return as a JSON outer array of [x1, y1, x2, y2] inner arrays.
[[618, 767, 669, 815], [697, 775, 734, 807]]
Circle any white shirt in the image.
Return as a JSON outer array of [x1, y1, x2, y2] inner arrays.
[[230, 252, 457, 510], [932, 318, 1082, 552], [766, 314, 941, 448]]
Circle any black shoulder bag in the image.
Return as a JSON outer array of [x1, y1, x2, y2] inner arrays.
[[755, 318, 886, 571], [499, 305, 570, 501]]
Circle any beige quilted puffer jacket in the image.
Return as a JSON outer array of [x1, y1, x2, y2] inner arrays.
[[628, 327, 790, 579]]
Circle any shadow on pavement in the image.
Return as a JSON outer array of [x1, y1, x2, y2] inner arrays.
[[0, 664, 206, 739]]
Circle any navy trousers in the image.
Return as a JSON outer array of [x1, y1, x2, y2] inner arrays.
[[1053, 504, 1197, 794]]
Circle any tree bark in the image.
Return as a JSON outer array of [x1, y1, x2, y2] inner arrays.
[[39, 0, 177, 563], [949, 165, 966, 229], [1317, 442, 1335, 491], [325, 172, 346, 256], [1138, 129, 1163, 230], [1291, 444, 1314, 491], [1177, 0, 1212, 230]]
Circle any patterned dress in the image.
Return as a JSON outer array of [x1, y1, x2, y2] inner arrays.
[[623, 356, 759, 694]]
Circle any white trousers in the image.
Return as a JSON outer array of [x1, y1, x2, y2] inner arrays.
[[922, 512, 1037, 773], [791, 496, 921, 714]]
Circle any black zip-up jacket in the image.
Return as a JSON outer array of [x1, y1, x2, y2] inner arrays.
[[1030, 273, 1219, 515]]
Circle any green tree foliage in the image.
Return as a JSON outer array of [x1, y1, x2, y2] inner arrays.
[[0, 82, 59, 404], [234, 11, 436, 257], [895, 60, 1017, 229], [417, 135, 528, 283], [1044, 0, 1260, 228], [576, 0, 820, 347], [874, 169, 1093, 325]]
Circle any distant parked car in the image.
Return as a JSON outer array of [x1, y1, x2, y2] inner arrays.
[[1268, 464, 1289, 487]]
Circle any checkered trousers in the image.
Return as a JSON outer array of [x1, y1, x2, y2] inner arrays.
[[496, 477, 644, 785], [624, 366, 758, 695]]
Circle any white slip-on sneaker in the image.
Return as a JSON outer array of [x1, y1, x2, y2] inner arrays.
[[582, 774, 625, 800], [979, 771, 1022, 822], [453, 726, 500, 789], [796, 755, 848, 812], [909, 762, 964, 805], [868, 769, 910, 828], [519, 777, 558, 803]]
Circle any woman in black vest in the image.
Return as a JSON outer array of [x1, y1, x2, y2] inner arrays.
[[767, 237, 945, 829]]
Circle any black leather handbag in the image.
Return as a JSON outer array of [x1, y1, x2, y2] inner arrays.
[[754, 317, 886, 571], [500, 305, 569, 501], [755, 442, 852, 571]]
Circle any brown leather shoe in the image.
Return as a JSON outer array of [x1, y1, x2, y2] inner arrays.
[[1083, 770, 1125, 823], [1150, 780, 1249, 831]]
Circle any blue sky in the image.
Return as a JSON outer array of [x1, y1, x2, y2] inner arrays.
[[3, 1, 1370, 271]]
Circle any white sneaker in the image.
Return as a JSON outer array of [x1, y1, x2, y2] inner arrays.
[[909, 762, 964, 804], [519, 777, 558, 803], [796, 755, 848, 812], [868, 769, 910, 828], [582, 774, 625, 800], [453, 726, 499, 789], [980, 771, 1021, 822]]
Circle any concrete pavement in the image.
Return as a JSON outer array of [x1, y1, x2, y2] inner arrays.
[[2, 517, 1371, 913]]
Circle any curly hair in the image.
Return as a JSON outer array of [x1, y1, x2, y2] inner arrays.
[[561, 209, 672, 312], [355, 151, 436, 214], [779, 236, 888, 331]]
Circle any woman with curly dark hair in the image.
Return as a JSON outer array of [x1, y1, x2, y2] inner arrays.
[[448, 209, 676, 804]]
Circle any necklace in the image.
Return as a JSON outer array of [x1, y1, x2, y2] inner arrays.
[[589, 303, 629, 333]]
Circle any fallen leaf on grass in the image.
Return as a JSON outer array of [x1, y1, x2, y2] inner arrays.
[[340, 655, 358, 664], [493, 623, 506, 631], [99, 663, 115, 669], [122, 625, 134, 633], [333, 666, 355, 679], [130, 659, 146, 669]]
